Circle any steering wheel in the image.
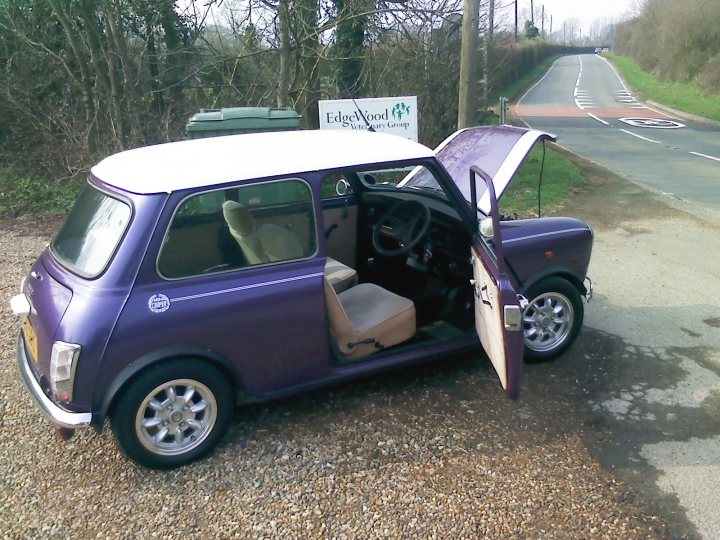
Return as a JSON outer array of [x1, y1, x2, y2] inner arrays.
[[372, 200, 431, 257]]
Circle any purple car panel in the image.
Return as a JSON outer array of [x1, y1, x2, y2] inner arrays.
[[10, 127, 593, 469]]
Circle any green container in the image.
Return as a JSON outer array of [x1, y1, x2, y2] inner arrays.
[[186, 107, 302, 139]]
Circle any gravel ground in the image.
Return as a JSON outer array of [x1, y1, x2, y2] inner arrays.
[[0, 215, 670, 539]]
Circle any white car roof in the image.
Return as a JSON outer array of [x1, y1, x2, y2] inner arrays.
[[91, 130, 435, 194]]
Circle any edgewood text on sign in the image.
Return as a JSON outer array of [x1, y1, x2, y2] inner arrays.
[[318, 96, 418, 141]]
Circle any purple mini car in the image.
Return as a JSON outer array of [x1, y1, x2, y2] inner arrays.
[[11, 126, 592, 468]]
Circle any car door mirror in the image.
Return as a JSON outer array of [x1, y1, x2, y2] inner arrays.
[[469, 165, 505, 271], [479, 217, 494, 239]]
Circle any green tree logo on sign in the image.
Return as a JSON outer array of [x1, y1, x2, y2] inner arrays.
[[391, 102, 411, 120]]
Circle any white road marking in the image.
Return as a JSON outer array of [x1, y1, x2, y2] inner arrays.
[[598, 55, 674, 119], [620, 117, 685, 129], [516, 57, 563, 106], [599, 55, 631, 93], [689, 151, 720, 163], [573, 57, 587, 111], [587, 113, 610, 125], [619, 129, 661, 143]]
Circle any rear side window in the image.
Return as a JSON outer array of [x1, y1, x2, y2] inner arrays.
[[158, 178, 317, 279], [51, 186, 131, 277]]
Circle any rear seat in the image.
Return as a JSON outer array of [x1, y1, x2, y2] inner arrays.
[[325, 258, 357, 293]]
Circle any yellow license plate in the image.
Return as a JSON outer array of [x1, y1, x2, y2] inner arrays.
[[22, 317, 39, 364]]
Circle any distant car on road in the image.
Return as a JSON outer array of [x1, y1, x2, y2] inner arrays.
[[594, 47, 602, 54]]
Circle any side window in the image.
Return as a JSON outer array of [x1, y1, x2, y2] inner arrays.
[[158, 179, 317, 279], [358, 167, 414, 187]]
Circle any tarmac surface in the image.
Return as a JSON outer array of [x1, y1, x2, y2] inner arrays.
[[517, 54, 720, 539], [516, 54, 720, 213]]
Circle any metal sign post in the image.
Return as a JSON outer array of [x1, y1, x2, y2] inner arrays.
[[499, 97, 509, 125]]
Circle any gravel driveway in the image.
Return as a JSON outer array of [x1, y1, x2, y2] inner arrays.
[[0, 213, 669, 539]]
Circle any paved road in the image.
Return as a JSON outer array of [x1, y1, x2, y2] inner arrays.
[[517, 54, 720, 539], [516, 54, 720, 213]]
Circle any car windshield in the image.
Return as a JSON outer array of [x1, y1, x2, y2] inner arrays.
[[51, 184, 131, 277], [400, 164, 443, 192]]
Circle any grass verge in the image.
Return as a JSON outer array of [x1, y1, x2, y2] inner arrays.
[[0, 171, 81, 216], [500, 143, 585, 218], [491, 54, 563, 104], [606, 53, 720, 122]]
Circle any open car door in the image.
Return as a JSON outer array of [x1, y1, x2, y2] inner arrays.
[[469, 166, 524, 399]]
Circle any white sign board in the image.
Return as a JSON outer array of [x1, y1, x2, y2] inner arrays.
[[318, 96, 418, 142]]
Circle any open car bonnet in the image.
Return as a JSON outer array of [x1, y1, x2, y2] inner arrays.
[[401, 126, 557, 215]]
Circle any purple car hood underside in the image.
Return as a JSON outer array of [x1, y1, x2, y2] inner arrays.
[[404, 126, 557, 215]]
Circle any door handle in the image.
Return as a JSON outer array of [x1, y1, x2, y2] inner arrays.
[[479, 285, 492, 306], [470, 279, 492, 305]]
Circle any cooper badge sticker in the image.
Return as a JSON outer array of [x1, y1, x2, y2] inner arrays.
[[148, 294, 171, 313]]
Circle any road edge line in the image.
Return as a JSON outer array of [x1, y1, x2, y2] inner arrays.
[[619, 129, 661, 144]]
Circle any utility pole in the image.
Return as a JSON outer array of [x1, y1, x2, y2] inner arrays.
[[483, 0, 495, 110], [550, 15, 553, 41], [514, 0, 518, 42], [488, 0, 494, 39], [530, 0, 534, 26], [458, 0, 480, 129], [541, 5, 545, 38]]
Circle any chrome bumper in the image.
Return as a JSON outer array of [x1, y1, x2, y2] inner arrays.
[[16, 334, 92, 430]]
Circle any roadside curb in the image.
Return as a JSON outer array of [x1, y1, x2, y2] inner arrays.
[[645, 100, 720, 128]]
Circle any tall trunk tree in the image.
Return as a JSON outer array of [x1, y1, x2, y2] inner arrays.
[[293, 0, 320, 127], [159, 0, 186, 123], [334, 0, 368, 97], [277, 0, 290, 107], [46, 0, 97, 149]]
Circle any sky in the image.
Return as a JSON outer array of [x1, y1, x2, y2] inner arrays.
[[515, 0, 639, 35]]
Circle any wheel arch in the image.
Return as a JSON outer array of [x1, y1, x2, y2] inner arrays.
[[95, 347, 252, 429], [518, 267, 587, 298]]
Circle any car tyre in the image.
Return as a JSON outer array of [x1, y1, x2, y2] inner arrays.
[[111, 359, 233, 469], [522, 277, 583, 362]]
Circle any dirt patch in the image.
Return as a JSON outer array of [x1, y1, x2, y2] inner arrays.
[[703, 317, 720, 329], [0, 215, 64, 238]]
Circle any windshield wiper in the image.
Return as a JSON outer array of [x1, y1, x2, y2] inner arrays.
[[403, 185, 447, 198]]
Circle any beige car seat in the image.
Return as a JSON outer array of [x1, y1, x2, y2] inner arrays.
[[223, 200, 358, 292], [324, 277, 416, 359], [324, 257, 358, 293], [222, 201, 269, 265]]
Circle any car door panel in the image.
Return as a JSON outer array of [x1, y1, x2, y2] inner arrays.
[[322, 204, 358, 267], [472, 240, 523, 398], [468, 165, 524, 399]]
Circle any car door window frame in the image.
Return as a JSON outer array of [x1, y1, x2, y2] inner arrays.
[[156, 176, 319, 281]]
